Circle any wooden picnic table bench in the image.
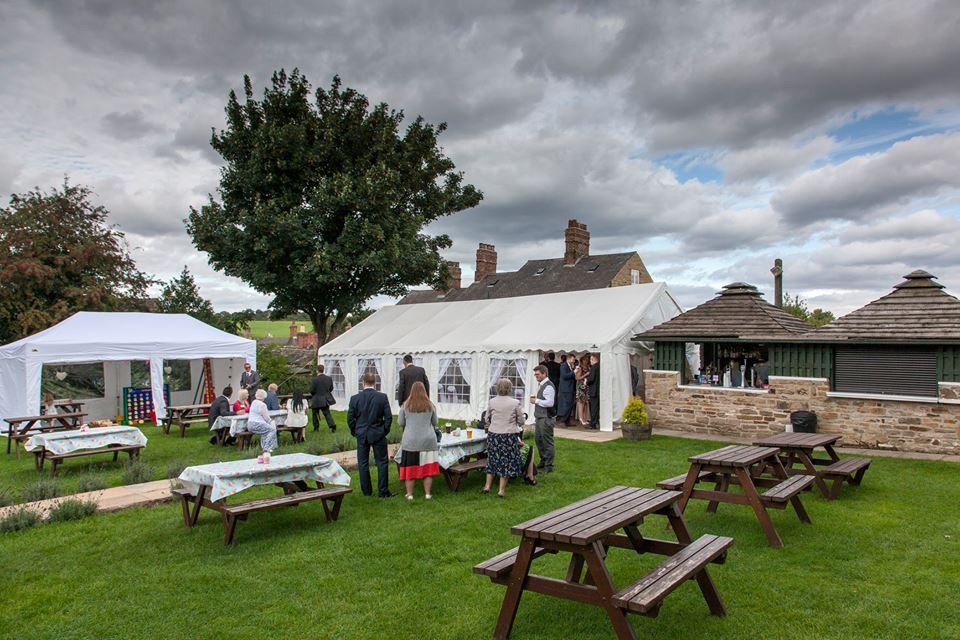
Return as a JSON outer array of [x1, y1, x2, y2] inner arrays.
[[160, 404, 211, 437], [35, 444, 143, 477], [475, 486, 733, 640], [753, 431, 872, 499], [665, 445, 814, 548], [4, 411, 87, 457]]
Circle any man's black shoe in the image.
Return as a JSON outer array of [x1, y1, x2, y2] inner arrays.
[[379, 491, 397, 498]]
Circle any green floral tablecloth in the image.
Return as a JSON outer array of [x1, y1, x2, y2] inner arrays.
[[178, 453, 351, 501], [24, 426, 148, 455], [393, 429, 489, 469], [211, 410, 287, 436]]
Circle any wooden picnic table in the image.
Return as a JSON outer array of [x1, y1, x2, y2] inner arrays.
[[52, 399, 85, 413], [25, 426, 147, 477], [160, 403, 210, 437], [662, 445, 814, 548], [4, 411, 87, 457], [753, 432, 871, 499], [175, 453, 352, 544], [475, 486, 733, 640]]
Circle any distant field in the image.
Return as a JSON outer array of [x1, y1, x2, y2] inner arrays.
[[247, 319, 313, 338]]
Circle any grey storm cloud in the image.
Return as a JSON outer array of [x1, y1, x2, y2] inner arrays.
[[100, 110, 164, 140]]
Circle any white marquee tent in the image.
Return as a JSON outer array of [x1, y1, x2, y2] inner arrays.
[[0, 312, 256, 430], [317, 283, 683, 431]]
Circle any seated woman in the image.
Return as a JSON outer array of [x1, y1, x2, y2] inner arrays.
[[233, 389, 250, 414], [247, 389, 278, 453], [284, 390, 309, 441], [398, 382, 440, 500], [40, 392, 57, 429], [483, 378, 537, 497]]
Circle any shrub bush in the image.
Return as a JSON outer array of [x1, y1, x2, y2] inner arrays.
[[47, 498, 97, 523], [0, 508, 41, 533], [75, 475, 107, 494], [120, 459, 156, 485], [21, 478, 60, 503], [0, 486, 15, 507], [328, 435, 355, 453], [304, 440, 326, 456], [165, 459, 188, 480], [621, 397, 649, 425]]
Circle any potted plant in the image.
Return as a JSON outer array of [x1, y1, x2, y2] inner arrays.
[[620, 397, 651, 441]]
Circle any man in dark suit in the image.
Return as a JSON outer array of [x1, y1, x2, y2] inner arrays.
[[540, 352, 561, 390], [586, 354, 600, 429], [207, 386, 235, 445], [396, 354, 429, 404], [557, 354, 577, 426], [240, 362, 261, 399], [309, 365, 337, 432], [348, 372, 394, 498]]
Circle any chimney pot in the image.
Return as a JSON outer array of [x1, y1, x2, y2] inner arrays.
[[475, 243, 498, 283], [289, 320, 298, 338], [564, 219, 590, 266]]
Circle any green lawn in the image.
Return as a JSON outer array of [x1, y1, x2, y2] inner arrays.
[[247, 319, 313, 338], [1, 433, 957, 640]]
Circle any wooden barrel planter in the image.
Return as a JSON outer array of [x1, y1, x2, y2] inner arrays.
[[621, 422, 651, 441]]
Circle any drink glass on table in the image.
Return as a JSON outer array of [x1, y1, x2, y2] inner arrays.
[[445, 422, 452, 434]]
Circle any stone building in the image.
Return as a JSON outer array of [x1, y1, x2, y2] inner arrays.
[[637, 271, 960, 455], [399, 219, 653, 304]]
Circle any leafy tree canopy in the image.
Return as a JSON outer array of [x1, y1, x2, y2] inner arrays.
[[0, 180, 154, 343], [187, 70, 483, 343], [782, 292, 836, 328], [157, 266, 253, 335]]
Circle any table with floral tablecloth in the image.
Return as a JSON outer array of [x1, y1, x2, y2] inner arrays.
[[211, 409, 287, 436], [24, 426, 148, 455], [178, 452, 351, 502], [393, 428, 489, 469]]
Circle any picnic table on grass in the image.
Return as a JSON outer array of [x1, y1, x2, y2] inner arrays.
[[753, 431, 872, 499], [210, 409, 292, 447], [3, 411, 88, 457], [24, 426, 147, 477], [52, 399, 85, 414], [394, 428, 490, 491], [175, 453, 352, 545], [474, 486, 733, 640], [160, 403, 210, 437], [658, 445, 815, 548]]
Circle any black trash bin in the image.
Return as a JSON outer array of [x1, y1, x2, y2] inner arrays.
[[790, 410, 817, 433]]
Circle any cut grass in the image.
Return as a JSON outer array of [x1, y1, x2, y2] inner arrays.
[[247, 319, 313, 338], [0, 435, 957, 639]]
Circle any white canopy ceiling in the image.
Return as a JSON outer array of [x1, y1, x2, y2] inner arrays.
[[319, 283, 682, 356], [0, 312, 256, 427]]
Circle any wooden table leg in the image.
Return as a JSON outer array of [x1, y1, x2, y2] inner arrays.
[[581, 540, 637, 640], [677, 462, 703, 514], [734, 466, 783, 548], [493, 536, 537, 640], [663, 503, 727, 614], [796, 450, 830, 498], [706, 474, 729, 513], [188, 484, 209, 527], [565, 553, 585, 583]]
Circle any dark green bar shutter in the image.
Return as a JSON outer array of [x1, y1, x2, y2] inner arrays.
[[654, 342, 685, 377], [769, 344, 832, 379], [939, 346, 960, 382], [834, 346, 937, 397]]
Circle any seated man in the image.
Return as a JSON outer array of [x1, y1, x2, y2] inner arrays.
[[265, 383, 281, 411], [207, 386, 236, 445]]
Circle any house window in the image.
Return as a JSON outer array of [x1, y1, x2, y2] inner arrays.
[[488, 357, 527, 402], [438, 356, 472, 404], [42, 362, 105, 400], [357, 357, 382, 392], [631, 269, 641, 285], [833, 346, 937, 397], [324, 359, 347, 401], [395, 356, 425, 395]]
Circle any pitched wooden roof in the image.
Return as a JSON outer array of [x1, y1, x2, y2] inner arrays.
[[634, 282, 812, 340], [810, 270, 960, 342], [399, 252, 643, 304]]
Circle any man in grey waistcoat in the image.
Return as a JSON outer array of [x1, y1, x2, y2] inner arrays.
[[529, 364, 557, 473]]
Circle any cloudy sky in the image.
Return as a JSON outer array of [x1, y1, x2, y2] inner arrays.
[[2, 1, 959, 316]]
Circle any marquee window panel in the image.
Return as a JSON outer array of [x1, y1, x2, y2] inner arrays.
[[488, 357, 527, 403], [325, 359, 348, 401], [394, 356, 425, 394], [438, 356, 471, 404], [357, 357, 383, 392], [41, 362, 106, 400]]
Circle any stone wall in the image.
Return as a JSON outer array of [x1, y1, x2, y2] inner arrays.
[[644, 370, 960, 455]]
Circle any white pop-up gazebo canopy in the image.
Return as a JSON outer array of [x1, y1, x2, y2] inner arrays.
[[317, 283, 683, 431], [0, 312, 256, 429]]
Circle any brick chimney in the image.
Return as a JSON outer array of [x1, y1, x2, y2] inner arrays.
[[289, 320, 299, 338], [442, 261, 462, 291], [475, 243, 497, 282], [564, 219, 590, 265]]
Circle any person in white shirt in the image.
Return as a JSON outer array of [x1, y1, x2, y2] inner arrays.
[[285, 390, 309, 431], [529, 365, 557, 473]]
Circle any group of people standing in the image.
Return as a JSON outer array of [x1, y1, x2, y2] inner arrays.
[[540, 351, 601, 429]]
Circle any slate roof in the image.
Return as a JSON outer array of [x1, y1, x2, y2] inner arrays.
[[809, 270, 960, 342], [398, 252, 641, 304], [633, 282, 813, 341]]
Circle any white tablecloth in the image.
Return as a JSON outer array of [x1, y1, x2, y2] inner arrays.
[[211, 410, 288, 436], [437, 429, 488, 469], [178, 453, 351, 501], [23, 426, 148, 455]]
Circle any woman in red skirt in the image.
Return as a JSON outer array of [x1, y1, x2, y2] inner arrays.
[[397, 382, 440, 500]]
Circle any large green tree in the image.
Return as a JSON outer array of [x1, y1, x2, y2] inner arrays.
[[0, 181, 154, 343], [782, 292, 836, 328], [187, 70, 483, 344]]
